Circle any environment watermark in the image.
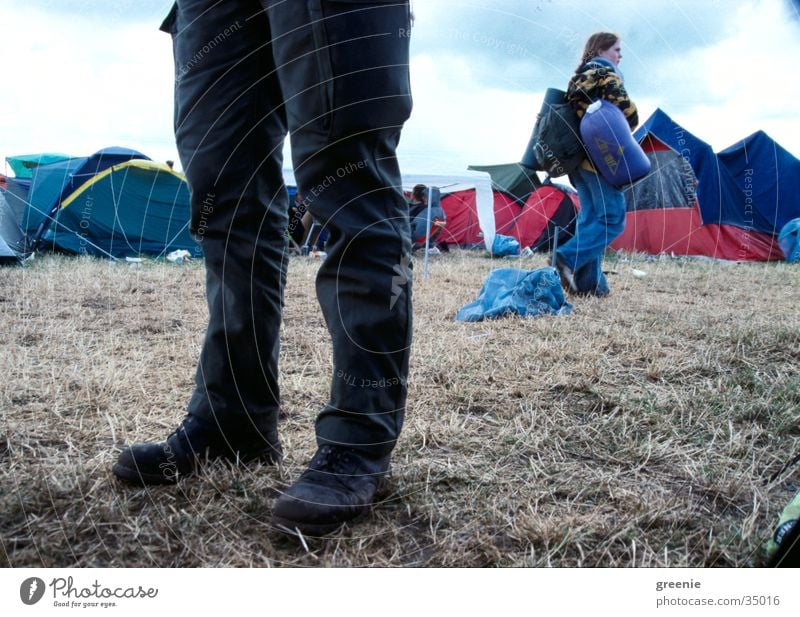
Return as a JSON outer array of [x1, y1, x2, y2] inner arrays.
[[534, 139, 568, 177], [337, 369, 407, 389], [304, 159, 369, 207], [739, 167, 754, 259], [446, 21, 579, 61], [671, 123, 701, 204], [672, 125, 696, 168], [177, 21, 243, 82], [554, 25, 582, 51], [448, 27, 530, 58], [158, 443, 179, 482], [288, 196, 307, 239], [288, 158, 369, 251]]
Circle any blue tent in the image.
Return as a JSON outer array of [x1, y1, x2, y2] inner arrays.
[[43, 159, 200, 258], [1, 148, 200, 259], [717, 130, 800, 235], [634, 109, 749, 230], [634, 110, 800, 236], [617, 109, 800, 260]]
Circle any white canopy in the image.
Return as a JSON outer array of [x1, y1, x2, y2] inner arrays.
[[401, 170, 495, 250]]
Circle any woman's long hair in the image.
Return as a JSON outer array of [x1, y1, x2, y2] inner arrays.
[[577, 32, 619, 70]]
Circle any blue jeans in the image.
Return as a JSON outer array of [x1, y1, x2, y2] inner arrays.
[[557, 167, 625, 294]]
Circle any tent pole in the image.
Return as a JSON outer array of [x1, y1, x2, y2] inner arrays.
[[422, 186, 435, 280], [551, 226, 560, 267]]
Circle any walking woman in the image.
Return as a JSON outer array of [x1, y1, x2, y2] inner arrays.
[[554, 32, 638, 296]]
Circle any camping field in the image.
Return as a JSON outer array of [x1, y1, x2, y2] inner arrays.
[[1, 250, 799, 567]]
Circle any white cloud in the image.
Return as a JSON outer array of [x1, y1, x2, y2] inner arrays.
[[401, 0, 800, 171], [645, 0, 800, 153], [398, 54, 539, 173], [0, 5, 176, 168], [1, 0, 798, 182]]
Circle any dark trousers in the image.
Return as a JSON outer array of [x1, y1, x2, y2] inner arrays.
[[164, 0, 413, 456]]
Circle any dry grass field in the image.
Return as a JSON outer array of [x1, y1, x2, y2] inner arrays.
[[1, 250, 799, 567]]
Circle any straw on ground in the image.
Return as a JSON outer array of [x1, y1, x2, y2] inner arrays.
[[1, 250, 798, 566]]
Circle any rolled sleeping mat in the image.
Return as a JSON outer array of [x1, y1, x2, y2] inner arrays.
[[521, 88, 573, 170], [580, 100, 650, 187], [521, 119, 539, 169]]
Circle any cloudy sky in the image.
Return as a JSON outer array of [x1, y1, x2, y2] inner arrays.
[[1, 0, 799, 176]]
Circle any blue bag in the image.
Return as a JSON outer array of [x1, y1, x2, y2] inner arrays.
[[491, 234, 520, 257], [778, 218, 800, 263], [456, 267, 572, 322], [580, 100, 651, 187]]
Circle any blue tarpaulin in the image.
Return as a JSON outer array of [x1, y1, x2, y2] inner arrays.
[[456, 267, 572, 322], [491, 233, 520, 257], [779, 218, 800, 263]]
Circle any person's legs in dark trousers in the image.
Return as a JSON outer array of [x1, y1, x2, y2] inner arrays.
[[112, 0, 287, 486], [113, 0, 413, 535], [175, 2, 288, 446], [266, 0, 413, 535]]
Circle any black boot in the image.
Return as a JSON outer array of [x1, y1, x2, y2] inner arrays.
[[113, 416, 282, 485], [553, 253, 578, 293], [271, 445, 390, 536]]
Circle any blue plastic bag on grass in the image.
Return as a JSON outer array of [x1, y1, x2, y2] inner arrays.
[[779, 218, 800, 263], [456, 267, 572, 322], [491, 234, 520, 257]]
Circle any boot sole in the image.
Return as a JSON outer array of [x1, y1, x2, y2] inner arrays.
[[112, 462, 180, 486], [271, 509, 368, 538], [112, 449, 282, 487]]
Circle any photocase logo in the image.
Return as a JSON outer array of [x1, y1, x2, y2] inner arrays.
[[20, 577, 46, 605]]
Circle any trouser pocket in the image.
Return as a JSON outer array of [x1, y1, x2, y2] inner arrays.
[[314, 0, 412, 139]]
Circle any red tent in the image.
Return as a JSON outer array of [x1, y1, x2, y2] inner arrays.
[[502, 185, 579, 252], [435, 184, 579, 250]]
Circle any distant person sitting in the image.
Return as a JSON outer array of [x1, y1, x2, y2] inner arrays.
[[408, 184, 428, 211], [408, 184, 447, 251]]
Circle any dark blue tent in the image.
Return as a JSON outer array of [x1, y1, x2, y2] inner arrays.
[[616, 109, 800, 260], [717, 130, 800, 235], [41, 159, 199, 258], [633, 109, 748, 230], [3, 147, 151, 251]]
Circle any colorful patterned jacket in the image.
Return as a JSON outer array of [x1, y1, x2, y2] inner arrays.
[[566, 58, 639, 171], [567, 58, 638, 127]]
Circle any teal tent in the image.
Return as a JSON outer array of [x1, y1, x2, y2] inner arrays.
[[1, 148, 200, 260], [42, 159, 200, 258]]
